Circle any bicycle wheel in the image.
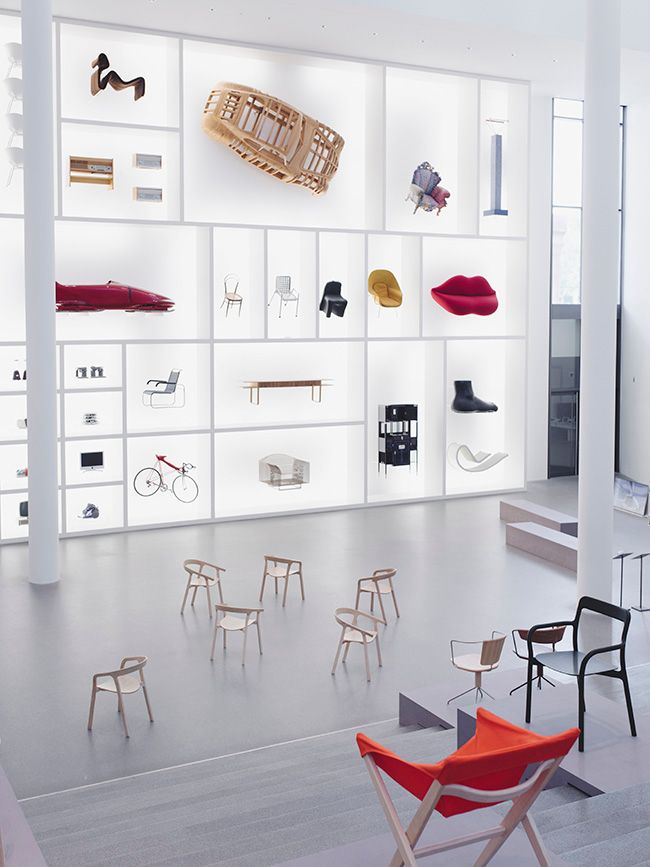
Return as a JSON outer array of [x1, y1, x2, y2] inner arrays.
[[133, 467, 162, 497], [172, 473, 199, 503]]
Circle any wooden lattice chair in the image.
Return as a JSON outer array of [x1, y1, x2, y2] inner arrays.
[[202, 82, 345, 195]]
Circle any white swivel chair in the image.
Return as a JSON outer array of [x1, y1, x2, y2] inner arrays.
[[6, 112, 22, 148], [3, 77, 22, 113], [4, 42, 21, 78], [5, 146, 22, 187], [447, 631, 506, 704], [268, 275, 299, 318]]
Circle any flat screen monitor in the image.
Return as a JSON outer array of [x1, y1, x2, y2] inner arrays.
[[80, 451, 104, 471]]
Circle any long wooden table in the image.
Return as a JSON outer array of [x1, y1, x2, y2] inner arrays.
[[243, 379, 331, 405]]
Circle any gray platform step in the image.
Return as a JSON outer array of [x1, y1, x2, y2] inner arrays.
[[500, 498, 578, 536], [506, 521, 578, 571]]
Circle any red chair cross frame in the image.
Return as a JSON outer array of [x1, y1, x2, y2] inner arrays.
[[357, 708, 578, 867]]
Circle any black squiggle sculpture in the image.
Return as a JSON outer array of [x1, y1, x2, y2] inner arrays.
[[90, 53, 145, 101]]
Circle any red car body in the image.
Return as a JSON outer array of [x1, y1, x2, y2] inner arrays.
[[55, 281, 174, 312]]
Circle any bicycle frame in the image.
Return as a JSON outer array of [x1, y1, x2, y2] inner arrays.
[[155, 454, 190, 475]]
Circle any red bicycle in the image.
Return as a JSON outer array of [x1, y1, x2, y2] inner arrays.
[[133, 454, 198, 503]]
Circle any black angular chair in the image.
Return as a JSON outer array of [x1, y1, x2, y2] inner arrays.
[[319, 280, 347, 318], [525, 595, 636, 752]]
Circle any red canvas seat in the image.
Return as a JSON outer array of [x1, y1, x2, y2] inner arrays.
[[358, 707, 578, 866]]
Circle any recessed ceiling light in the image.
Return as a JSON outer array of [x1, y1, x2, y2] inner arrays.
[[371, 31, 378, 37], [552, 58, 558, 63], [466, 45, 472, 51], [321, 24, 327, 29], [511, 52, 516, 57]]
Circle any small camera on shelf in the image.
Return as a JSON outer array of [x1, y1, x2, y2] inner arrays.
[[90, 366, 105, 378], [76, 367, 88, 379], [16, 468, 28, 477]]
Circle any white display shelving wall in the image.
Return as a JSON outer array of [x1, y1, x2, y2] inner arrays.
[[0, 12, 529, 542]]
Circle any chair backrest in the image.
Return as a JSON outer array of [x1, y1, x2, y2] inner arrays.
[[3, 77, 22, 99], [480, 631, 506, 666], [323, 280, 342, 297], [6, 113, 22, 134], [334, 607, 382, 635], [357, 707, 579, 817], [575, 595, 631, 648], [373, 567, 397, 581], [216, 603, 262, 617], [6, 146, 23, 168], [275, 275, 291, 295], [183, 558, 224, 583], [224, 272, 239, 294], [517, 625, 566, 645], [164, 369, 181, 393]]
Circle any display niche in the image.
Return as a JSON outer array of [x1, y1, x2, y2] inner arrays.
[[0, 10, 529, 542]]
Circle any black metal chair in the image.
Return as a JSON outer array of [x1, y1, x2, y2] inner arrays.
[[319, 280, 348, 318], [525, 595, 636, 752]]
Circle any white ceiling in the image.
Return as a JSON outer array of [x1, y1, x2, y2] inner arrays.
[[6, 0, 650, 99]]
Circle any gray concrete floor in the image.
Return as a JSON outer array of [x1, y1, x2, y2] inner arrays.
[[2, 477, 650, 799]]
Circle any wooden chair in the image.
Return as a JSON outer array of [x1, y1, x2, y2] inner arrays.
[[259, 555, 304, 606], [87, 656, 153, 738], [447, 631, 506, 704], [211, 603, 263, 666], [220, 273, 243, 317], [181, 559, 225, 619], [357, 708, 579, 867], [509, 625, 566, 695], [355, 568, 399, 623], [331, 608, 384, 683]]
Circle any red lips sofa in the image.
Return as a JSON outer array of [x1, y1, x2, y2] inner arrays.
[[430, 275, 498, 316]]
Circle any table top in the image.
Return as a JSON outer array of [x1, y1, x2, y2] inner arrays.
[[243, 380, 329, 388]]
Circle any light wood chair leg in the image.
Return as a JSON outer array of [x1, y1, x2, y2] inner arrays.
[[331, 630, 345, 674], [370, 593, 375, 613], [191, 586, 199, 607], [210, 621, 220, 660], [256, 620, 263, 655], [282, 576, 289, 607], [298, 568, 305, 601], [377, 592, 388, 625], [223, 628, 227, 649], [259, 572, 267, 603], [274, 577, 278, 595], [117, 689, 129, 738], [142, 684, 154, 722], [363, 639, 372, 683], [206, 583, 212, 619], [391, 588, 400, 618], [376, 636, 383, 667], [242, 625, 249, 666], [180, 580, 192, 615], [342, 641, 351, 662], [87, 685, 97, 731], [355, 587, 362, 609]]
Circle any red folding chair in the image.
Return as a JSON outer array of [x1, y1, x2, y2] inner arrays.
[[358, 708, 579, 867]]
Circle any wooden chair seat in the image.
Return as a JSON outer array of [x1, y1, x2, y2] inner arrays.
[[181, 559, 225, 619], [95, 673, 142, 694], [359, 576, 392, 594], [452, 653, 499, 673], [355, 568, 399, 623], [259, 555, 305, 607], [266, 563, 300, 578], [219, 612, 259, 631], [224, 292, 242, 301], [344, 626, 378, 644]]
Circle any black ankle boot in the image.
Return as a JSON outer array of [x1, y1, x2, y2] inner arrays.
[[12, 370, 20, 381], [452, 380, 497, 413]]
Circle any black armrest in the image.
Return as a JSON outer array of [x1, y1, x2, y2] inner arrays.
[[578, 643, 624, 676], [146, 379, 168, 386]]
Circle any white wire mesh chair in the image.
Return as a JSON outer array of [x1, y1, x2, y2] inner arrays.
[[268, 275, 299, 318]]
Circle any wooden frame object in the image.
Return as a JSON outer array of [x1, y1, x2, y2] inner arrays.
[[447, 631, 506, 704], [259, 555, 304, 606], [180, 558, 225, 619], [202, 82, 344, 195], [210, 603, 263, 666], [243, 379, 330, 405], [69, 156, 114, 188], [331, 607, 384, 682], [355, 568, 399, 623], [359, 711, 578, 867], [87, 656, 153, 738]]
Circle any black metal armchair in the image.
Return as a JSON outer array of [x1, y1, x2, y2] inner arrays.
[[319, 280, 348, 318], [525, 595, 636, 751]]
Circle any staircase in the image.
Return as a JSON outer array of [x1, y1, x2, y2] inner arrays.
[[19, 720, 649, 866]]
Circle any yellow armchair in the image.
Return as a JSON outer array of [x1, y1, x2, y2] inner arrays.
[[368, 269, 402, 308]]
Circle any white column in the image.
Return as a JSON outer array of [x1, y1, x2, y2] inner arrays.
[[22, 0, 59, 584], [577, 0, 621, 601]]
